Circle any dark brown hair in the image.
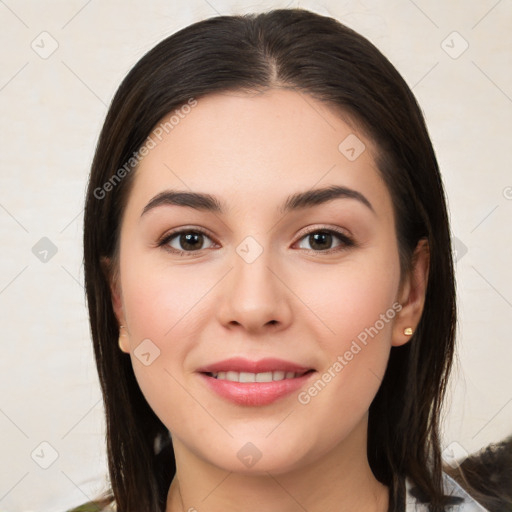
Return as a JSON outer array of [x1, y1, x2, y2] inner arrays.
[[444, 436, 512, 512], [83, 8, 457, 511]]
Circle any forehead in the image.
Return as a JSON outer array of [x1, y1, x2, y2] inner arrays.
[[126, 88, 390, 218]]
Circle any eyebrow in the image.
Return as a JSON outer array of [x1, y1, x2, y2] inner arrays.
[[141, 185, 375, 217]]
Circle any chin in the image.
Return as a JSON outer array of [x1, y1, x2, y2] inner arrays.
[[191, 433, 320, 476]]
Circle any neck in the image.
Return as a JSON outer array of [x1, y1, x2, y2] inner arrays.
[[165, 416, 389, 512]]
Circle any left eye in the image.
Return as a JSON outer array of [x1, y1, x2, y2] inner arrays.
[[296, 229, 353, 252]]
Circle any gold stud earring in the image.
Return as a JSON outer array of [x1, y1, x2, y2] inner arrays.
[[404, 327, 413, 336]]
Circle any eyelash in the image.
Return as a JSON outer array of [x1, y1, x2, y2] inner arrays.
[[157, 226, 355, 257]]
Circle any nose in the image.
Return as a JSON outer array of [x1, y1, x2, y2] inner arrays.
[[215, 242, 293, 335]]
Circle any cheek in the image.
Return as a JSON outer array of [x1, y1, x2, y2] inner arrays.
[[119, 254, 215, 424], [292, 249, 400, 412], [120, 253, 211, 342], [294, 247, 401, 351]]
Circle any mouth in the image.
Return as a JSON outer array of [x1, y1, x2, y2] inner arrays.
[[196, 357, 316, 406], [204, 369, 314, 382]]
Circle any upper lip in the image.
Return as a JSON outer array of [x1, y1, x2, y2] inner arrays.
[[197, 357, 314, 374]]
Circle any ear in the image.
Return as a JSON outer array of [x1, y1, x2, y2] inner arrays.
[[101, 256, 130, 353], [392, 238, 430, 347]]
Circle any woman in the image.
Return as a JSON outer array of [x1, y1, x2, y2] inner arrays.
[[80, 8, 489, 512]]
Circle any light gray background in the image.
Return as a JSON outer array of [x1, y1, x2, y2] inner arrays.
[[1, 1, 511, 511]]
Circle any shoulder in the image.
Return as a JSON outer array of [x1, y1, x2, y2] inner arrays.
[[405, 472, 490, 511], [66, 499, 116, 512]]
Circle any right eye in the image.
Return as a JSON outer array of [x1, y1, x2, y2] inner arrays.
[[159, 228, 217, 255]]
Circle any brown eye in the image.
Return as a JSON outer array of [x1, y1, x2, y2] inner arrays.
[[296, 229, 354, 253], [160, 229, 215, 254]]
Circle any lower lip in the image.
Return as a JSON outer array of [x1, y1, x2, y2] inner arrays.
[[199, 371, 315, 406]]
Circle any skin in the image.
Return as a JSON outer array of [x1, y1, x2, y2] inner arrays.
[[107, 88, 429, 512]]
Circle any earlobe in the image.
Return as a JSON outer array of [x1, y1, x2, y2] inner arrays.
[[118, 325, 130, 353], [392, 238, 430, 347], [101, 255, 126, 328], [101, 256, 130, 353]]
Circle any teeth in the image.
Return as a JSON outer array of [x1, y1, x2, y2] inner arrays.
[[273, 370, 285, 381], [226, 371, 238, 381], [210, 370, 302, 382], [239, 371, 255, 383], [256, 372, 273, 382]]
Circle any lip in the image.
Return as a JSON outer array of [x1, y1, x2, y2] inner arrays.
[[196, 357, 313, 374], [197, 357, 316, 406]]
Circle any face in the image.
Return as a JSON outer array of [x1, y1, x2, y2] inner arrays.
[[109, 88, 420, 475]]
